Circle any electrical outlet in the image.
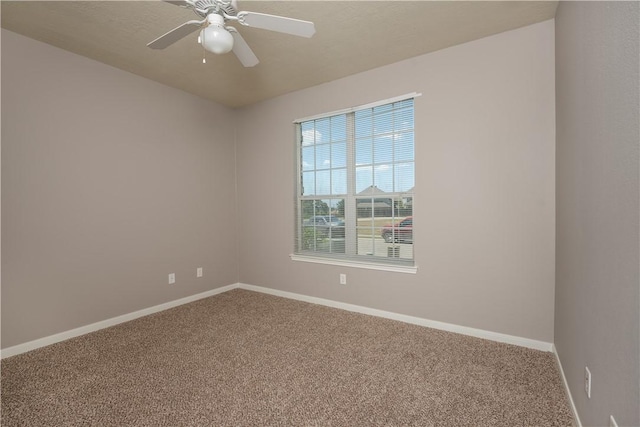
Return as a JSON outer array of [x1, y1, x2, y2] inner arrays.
[[340, 274, 347, 285], [168, 273, 176, 285], [197, 267, 203, 278], [609, 415, 619, 427], [585, 367, 591, 399]]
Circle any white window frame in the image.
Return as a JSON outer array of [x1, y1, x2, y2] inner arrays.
[[291, 93, 419, 274]]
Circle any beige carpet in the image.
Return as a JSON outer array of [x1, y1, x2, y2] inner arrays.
[[1, 289, 573, 426]]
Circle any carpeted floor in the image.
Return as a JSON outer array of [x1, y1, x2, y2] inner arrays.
[[1, 289, 573, 426]]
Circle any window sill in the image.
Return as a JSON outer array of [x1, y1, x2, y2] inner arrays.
[[290, 254, 418, 274]]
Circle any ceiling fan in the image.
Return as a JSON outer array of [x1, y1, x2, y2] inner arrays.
[[147, 0, 316, 67]]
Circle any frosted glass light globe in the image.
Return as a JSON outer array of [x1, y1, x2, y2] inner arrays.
[[200, 25, 234, 55]]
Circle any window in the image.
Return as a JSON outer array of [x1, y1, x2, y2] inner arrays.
[[293, 94, 416, 271]]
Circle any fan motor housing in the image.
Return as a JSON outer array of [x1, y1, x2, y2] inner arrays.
[[193, 0, 237, 18]]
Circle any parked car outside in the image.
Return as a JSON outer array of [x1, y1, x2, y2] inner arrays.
[[381, 216, 413, 243], [306, 215, 345, 238]]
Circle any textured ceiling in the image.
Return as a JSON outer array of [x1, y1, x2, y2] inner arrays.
[[1, 1, 558, 108]]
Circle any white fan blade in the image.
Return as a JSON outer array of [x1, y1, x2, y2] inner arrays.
[[228, 27, 259, 67], [237, 11, 315, 38], [147, 20, 203, 49], [163, 1, 191, 6]]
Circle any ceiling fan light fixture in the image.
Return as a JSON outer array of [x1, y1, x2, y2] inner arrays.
[[147, 1, 316, 67], [200, 14, 234, 55]]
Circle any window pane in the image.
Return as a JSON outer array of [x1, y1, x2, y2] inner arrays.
[[355, 138, 372, 166], [355, 166, 373, 194], [315, 118, 330, 144], [372, 197, 393, 219], [397, 198, 413, 218], [331, 114, 347, 142], [301, 200, 315, 218], [300, 199, 319, 251], [373, 103, 393, 114], [302, 171, 315, 196], [395, 107, 414, 131], [355, 113, 372, 139], [302, 146, 314, 171], [394, 132, 414, 162], [374, 111, 393, 136], [315, 199, 331, 215], [395, 99, 413, 109], [374, 136, 393, 164], [355, 108, 372, 119], [356, 198, 374, 220], [356, 197, 392, 220], [315, 144, 330, 170], [332, 142, 346, 168], [300, 199, 345, 254], [394, 162, 414, 193], [332, 168, 347, 195], [316, 170, 331, 195], [355, 208, 376, 258], [373, 164, 393, 192], [354, 197, 413, 259], [301, 121, 316, 145]]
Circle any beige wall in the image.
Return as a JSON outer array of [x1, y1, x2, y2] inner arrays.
[[1, 30, 239, 348], [555, 2, 640, 426], [236, 21, 556, 342]]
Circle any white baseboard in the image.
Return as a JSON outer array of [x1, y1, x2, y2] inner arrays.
[[552, 344, 582, 427], [2, 281, 554, 359], [238, 283, 554, 352], [0, 284, 239, 359]]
